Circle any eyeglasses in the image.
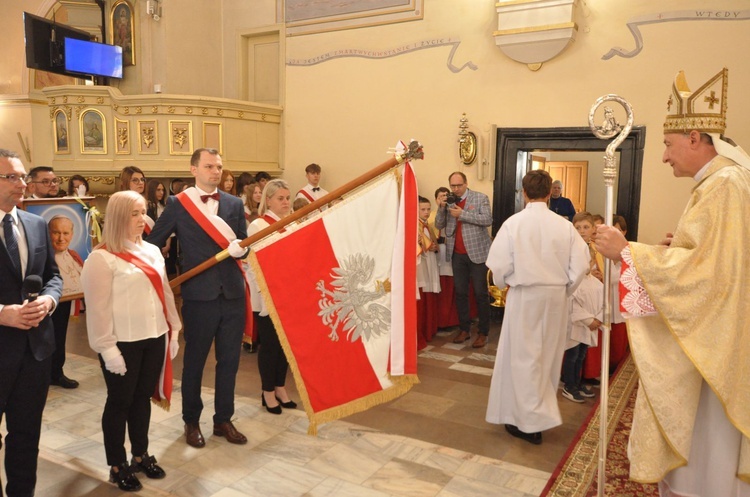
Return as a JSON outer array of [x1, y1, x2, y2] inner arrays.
[[130, 177, 146, 183], [449, 183, 465, 189], [33, 178, 61, 186], [0, 173, 32, 184]]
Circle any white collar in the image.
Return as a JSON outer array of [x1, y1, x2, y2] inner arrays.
[[1, 207, 19, 224], [194, 185, 219, 196]]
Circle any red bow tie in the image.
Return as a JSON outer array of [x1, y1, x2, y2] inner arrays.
[[200, 193, 220, 203]]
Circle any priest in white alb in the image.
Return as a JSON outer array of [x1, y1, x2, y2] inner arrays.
[[485, 169, 589, 445]]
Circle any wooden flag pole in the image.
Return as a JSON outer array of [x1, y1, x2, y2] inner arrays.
[[168, 140, 423, 289]]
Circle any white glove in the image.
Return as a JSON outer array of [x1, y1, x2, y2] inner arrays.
[[76, 184, 87, 196], [104, 353, 127, 376], [227, 239, 248, 258], [169, 339, 180, 360]]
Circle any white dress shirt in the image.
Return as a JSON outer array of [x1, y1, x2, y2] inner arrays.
[[82, 240, 181, 361]]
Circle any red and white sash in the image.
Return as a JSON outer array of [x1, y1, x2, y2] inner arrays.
[[143, 214, 155, 235], [176, 190, 254, 341], [107, 247, 173, 409], [297, 189, 315, 203], [69, 250, 85, 316]]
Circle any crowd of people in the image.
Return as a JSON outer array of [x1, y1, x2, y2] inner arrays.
[[2, 67, 748, 496]]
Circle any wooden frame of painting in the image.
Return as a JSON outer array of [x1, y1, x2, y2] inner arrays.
[[54, 109, 70, 154], [110, 0, 136, 66], [79, 108, 107, 154], [138, 120, 159, 154], [169, 120, 193, 155], [202, 121, 223, 155], [115, 118, 130, 154]]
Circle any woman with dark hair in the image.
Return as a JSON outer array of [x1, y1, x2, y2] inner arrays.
[[68, 174, 90, 196], [81, 190, 181, 492], [220, 169, 236, 195], [118, 166, 146, 193], [145, 179, 167, 220], [145, 179, 176, 273], [119, 166, 156, 235], [247, 179, 297, 412], [236, 172, 254, 199], [243, 181, 262, 229]]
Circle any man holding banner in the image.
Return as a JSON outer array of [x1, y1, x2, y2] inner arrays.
[[148, 148, 249, 448]]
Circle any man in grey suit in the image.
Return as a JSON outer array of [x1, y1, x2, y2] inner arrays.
[[435, 171, 492, 348], [0, 149, 63, 497]]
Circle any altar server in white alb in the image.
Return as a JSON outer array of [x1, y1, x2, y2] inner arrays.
[[485, 169, 589, 445]]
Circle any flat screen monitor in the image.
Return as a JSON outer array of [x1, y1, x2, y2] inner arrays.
[[23, 12, 89, 76], [64, 38, 123, 79]]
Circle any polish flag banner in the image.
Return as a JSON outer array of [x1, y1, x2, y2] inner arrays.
[[250, 162, 419, 434]]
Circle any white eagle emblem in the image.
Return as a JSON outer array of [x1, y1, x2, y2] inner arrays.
[[316, 253, 391, 343]]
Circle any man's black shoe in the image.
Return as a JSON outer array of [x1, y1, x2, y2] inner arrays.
[[51, 374, 79, 389], [505, 424, 542, 445]]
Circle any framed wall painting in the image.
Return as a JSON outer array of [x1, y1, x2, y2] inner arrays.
[[79, 108, 106, 154], [115, 118, 130, 154], [202, 121, 223, 155], [138, 120, 158, 154], [110, 0, 136, 66], [169, 120, 193, 155], [54, 109, 69, 154]]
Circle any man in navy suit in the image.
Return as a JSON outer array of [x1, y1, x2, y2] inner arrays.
[[0, 149, 62, 497], [148, 148, 249, 448]]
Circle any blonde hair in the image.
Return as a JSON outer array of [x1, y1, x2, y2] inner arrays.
[[258, 179, 290, 216], [99, 190, 145, 252]]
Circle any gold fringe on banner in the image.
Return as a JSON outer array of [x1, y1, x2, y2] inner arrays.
[[246, 168, 419, 435]]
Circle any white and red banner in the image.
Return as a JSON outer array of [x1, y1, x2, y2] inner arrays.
[[250, 161, 419, 433]]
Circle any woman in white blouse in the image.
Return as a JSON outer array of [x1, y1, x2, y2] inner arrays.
[[247, 179, 297, 414], [81, 191, 181, 492]]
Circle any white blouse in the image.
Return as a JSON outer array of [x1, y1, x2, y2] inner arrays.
[[82, 240, 181, 361], [244, 212, 280, 317]]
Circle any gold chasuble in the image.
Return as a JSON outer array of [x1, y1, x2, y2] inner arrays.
[[625, 155, 750, 484]]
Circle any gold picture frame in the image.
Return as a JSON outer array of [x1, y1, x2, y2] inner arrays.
[[53, 109, 70, 154], [79, 108, 107, 155], [169, 120, 193, 155], [110, 0, 135, 66], [138, 120, 158, 154], [115, 118, 130, 154], [202, 122, 223, 155]]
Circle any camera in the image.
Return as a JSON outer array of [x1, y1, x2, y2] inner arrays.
[[446, 193, 459, 206]]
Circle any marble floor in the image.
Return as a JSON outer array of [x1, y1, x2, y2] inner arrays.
[[0, 312, 595, 496]]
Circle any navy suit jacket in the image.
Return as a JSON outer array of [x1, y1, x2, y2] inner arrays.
[[147, 190, 247, 301], [0, 210, 63, 364]]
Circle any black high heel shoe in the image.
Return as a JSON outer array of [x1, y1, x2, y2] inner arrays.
[[262, 393, 282, 414], [130, 452, 166, 479], [109, 462, 142, 492], [275, 396, 297, 409]]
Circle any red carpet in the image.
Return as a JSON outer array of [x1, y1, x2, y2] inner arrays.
[[540, 356, 659, 496]]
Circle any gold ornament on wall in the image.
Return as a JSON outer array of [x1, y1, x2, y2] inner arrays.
[[115, 118, 130, 154], [138, 120, 158, 154], [457, 113, 477, 165], [169, 120, 193, 155]]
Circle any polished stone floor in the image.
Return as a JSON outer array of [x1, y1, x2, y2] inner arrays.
[[0, 312, 595, 496]]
